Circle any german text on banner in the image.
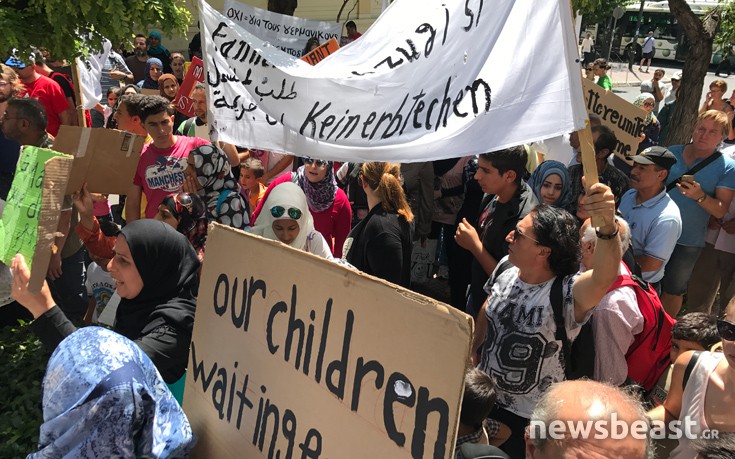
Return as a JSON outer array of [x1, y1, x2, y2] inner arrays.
[[200, 0, 587, 163], [183, 223, 473, 459], [222, 0, 341, 58]]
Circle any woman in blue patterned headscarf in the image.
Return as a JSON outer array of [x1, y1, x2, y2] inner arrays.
[[28, 327, 195, 458]]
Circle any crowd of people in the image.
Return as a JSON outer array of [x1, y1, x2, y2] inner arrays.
[[2, 25, 735, 459]]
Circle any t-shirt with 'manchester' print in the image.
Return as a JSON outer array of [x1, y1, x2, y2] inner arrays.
[[133, 135, 210, 218]]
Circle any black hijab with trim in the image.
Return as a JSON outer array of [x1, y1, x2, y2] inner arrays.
[[114, 220, 200, 340]]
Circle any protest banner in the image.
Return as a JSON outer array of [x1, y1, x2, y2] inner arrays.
[[175, 56, 205, 118], [0, 146, 73, 291], [581, 78, 647, 162], [301, 38, 340, 66], [199, 0, 587, 162], [53, 126, 146, 195], [183, 223, 473, 459], [222, 0, 341, 58]]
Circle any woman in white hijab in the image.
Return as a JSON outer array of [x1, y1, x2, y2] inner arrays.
[[250, 182, 333, 260]]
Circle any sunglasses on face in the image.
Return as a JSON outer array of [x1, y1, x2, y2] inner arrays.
[[174, 193, 193, 214], [304, 158, 327, 168], [643, 102, 655, 108], [717, 319, 735, 341], [271, 206, 303, 220], [511, 226, 540, 244]]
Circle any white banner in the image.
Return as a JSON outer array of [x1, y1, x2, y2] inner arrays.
[[201, 0, 587, 163], [222, 0, 341, 58], [76, 40, 112, 110]]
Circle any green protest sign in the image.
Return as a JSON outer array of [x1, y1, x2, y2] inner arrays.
[[0, 146, 73, 291]]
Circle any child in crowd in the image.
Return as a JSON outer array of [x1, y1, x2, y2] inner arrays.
[[647, 312, 720, 408], [82, 254, 115, 325], [646, 312, 719, 457], [240, 158, 267, 217], [455, 368, 510, 459], [82, 220, 118, 325], [102, 87, 119, 126]]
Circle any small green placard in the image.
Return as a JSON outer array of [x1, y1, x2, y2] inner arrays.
[[0, 146, 73, 269]]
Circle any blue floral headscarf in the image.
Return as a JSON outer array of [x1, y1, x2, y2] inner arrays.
[[28, 327, 195, 458]]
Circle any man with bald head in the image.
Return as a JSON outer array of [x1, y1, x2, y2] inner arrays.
[[525, 380, 651, 459]]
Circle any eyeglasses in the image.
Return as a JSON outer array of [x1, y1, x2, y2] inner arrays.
[[585, 67, 594, 71], [511, 226, 540, 244], [0, 82, 9, 88], [717, 319, 735, 341], [175, 193, 193, 214], [304, 158, 327, 168], [271, 206, 303, 220], [643, 102, 655, 108]]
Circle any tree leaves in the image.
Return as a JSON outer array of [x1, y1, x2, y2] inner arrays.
[[3, 0, 192, 62]]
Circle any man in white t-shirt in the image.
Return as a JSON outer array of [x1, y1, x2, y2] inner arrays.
[[470, 182, 622, 457], [581, 32, 595, 67]]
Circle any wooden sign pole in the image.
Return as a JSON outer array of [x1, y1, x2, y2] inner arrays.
[[70, 61, 87, 128]]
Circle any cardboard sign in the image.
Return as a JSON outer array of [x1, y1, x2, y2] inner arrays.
[[300, 38, 340, 65], [581, 79, 648, 162], [53, 126, 146, 195], [0, 146, 73, 291], [175, 56, 205, 118], [184, 223, 473, 459], [140, 88, 160, 96]]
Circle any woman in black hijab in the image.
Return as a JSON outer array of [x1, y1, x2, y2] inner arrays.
[[11, 219, 200, 384]]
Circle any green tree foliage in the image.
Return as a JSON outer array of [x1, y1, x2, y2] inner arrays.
[[572, 0, 635, 24], [716, 0, 735, 50], [0, 321, 48, 456], [0, 0, 191, 62]]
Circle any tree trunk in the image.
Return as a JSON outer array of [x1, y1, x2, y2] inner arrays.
[[268, 0, 297, 15], [666, 0, 721, 146]]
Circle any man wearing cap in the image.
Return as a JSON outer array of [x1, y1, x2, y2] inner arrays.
[[5, 55, 74, 136], [618, 146, 682, 291]]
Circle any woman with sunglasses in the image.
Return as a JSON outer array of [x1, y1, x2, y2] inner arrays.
[[613, 93, 661, 176], [343, 162, 414, 287], [250, 182, 333, 259], [251, 157, 352, 258], [647, 299, 735, 457]]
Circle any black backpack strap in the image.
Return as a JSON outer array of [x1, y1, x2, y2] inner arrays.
[[491, 259, 512, 286], [550, 275, 571, 368], [666, 151, 722, 192], [682, 350, 702, 390]]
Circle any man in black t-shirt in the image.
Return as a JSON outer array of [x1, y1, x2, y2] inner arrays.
[[455, 146, 539, 317]]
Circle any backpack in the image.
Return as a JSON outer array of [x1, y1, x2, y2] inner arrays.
[[608, 268, 675, 392], [491, 261, 596, 381]]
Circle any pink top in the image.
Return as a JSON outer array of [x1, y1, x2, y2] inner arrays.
[[133, 135, 209, 218]]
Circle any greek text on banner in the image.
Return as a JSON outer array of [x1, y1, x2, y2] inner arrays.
[[200, 0, 588, 162]]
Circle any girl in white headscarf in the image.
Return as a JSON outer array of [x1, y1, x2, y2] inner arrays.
[[250, 182, 333, 260]]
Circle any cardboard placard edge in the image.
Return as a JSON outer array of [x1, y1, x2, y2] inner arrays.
[[29, 156, 74, 292]]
